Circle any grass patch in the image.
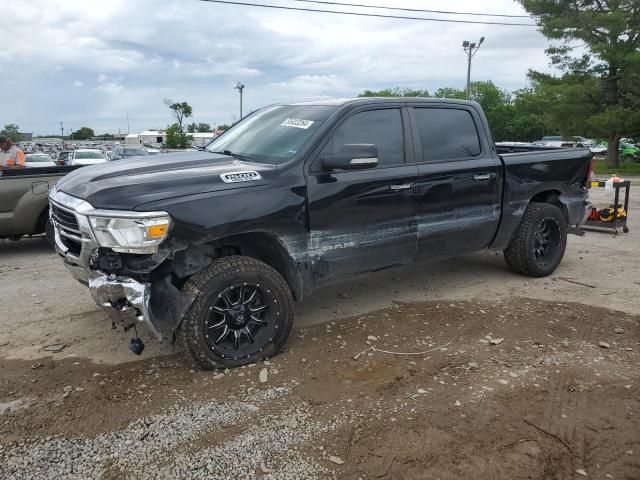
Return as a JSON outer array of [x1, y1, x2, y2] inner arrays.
[[593, 158, 640, 177]]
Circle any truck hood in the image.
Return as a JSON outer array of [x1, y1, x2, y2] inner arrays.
[[55, 151, 277, 210]]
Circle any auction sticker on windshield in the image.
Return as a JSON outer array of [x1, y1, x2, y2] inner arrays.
[[281, 118, 314, 129]]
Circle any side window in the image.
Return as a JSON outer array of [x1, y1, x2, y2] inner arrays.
[[322, 109, 404, 167], [414, 108, 481, 162]]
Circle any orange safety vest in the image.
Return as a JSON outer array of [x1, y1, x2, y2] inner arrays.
[[1, 147, 25, 167]]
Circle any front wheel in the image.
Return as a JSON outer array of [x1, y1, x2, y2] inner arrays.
[[178, 256, 294, 369], [504, 202, 567, 277]]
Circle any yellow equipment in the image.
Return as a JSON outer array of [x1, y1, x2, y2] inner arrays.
[[599, 206, 627, 222]]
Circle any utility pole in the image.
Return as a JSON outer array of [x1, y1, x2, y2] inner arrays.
[[235, 81, 245, 120], [60, 122, 64, 149], [126, 113, 130, 134], [462, 37, 485, 100]]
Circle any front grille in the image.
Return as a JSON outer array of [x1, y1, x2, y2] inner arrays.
[[50, 202, 82, 255], [51, 204, 79, 232]]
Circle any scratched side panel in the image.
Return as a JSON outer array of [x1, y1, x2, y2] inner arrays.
[[414, 158, 501, 259], [306, 165, 420, 284]]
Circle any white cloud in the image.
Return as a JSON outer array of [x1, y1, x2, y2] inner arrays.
[[0, 0, 563, 134], [73, 80, 84, 87], [96, 74, 124, 94]]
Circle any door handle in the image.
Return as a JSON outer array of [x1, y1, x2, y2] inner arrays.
[[389, 184, 413, 191], [473, 173, 495, 181]]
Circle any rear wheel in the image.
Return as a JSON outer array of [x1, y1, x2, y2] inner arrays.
[[504, 203, 567, 277], [178, 256, 294, 369]]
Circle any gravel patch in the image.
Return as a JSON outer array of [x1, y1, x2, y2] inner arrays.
[[0, 383, 339, 480]]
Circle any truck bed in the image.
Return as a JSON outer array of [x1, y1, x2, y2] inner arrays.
[[491, 147, 593, 250], [0, 166, 81, 238]]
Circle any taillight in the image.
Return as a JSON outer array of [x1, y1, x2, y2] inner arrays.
[[586, 157, 596, 188]]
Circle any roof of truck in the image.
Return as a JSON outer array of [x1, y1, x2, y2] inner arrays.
[[289, 97, 478, 107]]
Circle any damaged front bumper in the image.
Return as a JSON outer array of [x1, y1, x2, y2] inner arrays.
[[88, 271, 161, 341], [49, 189, 195, 344]]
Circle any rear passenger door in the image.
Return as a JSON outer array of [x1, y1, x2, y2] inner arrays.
[[409, 105, 501, 259], [306, 107, 420, 283]]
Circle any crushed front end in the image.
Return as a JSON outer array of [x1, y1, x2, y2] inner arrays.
[[49, 188, 194, 345]]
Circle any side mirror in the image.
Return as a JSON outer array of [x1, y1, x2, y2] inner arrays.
[[321, 144, 379, 171]]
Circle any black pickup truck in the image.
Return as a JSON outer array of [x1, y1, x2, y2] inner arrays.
[[49, 98, 594, 368]]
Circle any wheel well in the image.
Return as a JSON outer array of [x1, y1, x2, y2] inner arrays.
[[529, 190, 569, 222], [210, 233, 303, 301], [35, 207, 49, 234]]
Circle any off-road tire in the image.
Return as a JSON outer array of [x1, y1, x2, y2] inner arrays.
[[178, 256, 294, 370], [504, 202, 567, 277]]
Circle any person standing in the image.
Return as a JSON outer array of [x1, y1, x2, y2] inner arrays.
[[0, 137, 25, 170]]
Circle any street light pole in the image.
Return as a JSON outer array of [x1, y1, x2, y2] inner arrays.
[[235, 81, 245, 120], [462, 37, 485, 100]]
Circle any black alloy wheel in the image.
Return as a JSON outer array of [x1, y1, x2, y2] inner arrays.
[[504, 202, 567, 277], [532, 218, 561, 268], [179, 256, 294, 369], [204, 282, 279, 360]]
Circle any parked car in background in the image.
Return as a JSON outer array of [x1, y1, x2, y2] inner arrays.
[[67, 149, 107, 166], [110, 145, 151, 160], [620, 141, 640, 161], [57, 150, 74, 165], [25, 153, 57, 168], [596, 141, 640, 161]]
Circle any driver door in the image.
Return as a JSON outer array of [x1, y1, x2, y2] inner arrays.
[[306, 107, 419, 284]]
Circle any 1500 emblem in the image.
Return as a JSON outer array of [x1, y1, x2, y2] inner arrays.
[[220, 171, 262, 183]]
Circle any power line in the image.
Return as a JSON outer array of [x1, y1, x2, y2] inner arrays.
[[289, 0, 532, 19], [198, 0, 538, 26]]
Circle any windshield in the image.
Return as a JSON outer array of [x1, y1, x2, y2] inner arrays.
[[124, 148, 149, 156], [205, 105, 338, 164], [25, 154, 52, 162], [75, 151, 104, 159]]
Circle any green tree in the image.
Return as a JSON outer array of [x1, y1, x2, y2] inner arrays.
[[432, 87, 466, 99], [468, 81, 515, 141], [0, 123, 21, 142], [196, 122, 211, 132], [164, 100, 193, 132], [164, 123, 193, 149], [217, 124, 232, 131], [359, 87, 430, 97], [186, 122, 197, 133], [435, 82, 516, 141], [71, 127, 95, 140], [518, 0, 640, 167]]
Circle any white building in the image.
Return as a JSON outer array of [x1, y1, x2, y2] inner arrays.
[[125, 130, 166, 147], [124, 130, 217, 148], [190, 132, 216, 147]]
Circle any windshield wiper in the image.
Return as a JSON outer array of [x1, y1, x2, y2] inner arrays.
[[211, 150, 254, 162]]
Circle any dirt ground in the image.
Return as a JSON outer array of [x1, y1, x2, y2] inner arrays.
[[1, 186, 639, 479]]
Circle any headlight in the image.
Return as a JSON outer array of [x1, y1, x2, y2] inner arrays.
[[88, 214, 171, 254]]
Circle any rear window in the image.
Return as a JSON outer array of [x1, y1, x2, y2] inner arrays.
[[414, 108, 481, 162], [25, 155, 51, 162], [124, 148, 149, 156], [75, 151, 104, 160]]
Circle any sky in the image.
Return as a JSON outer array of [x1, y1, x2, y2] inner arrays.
[[1, 0, 564, 135]]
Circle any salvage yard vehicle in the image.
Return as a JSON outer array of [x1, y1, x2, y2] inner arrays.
[[0, 165, 79, 241], [67, 149, 107, 166], [49, 98, 595, 369], [25, 153, 57, 168]]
